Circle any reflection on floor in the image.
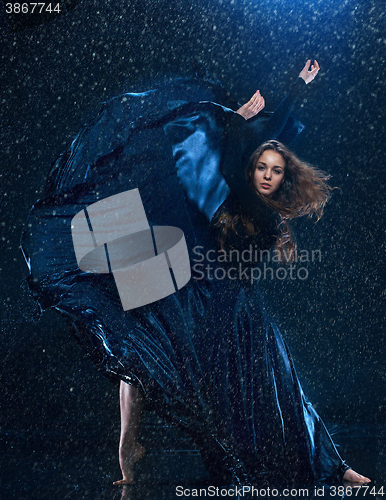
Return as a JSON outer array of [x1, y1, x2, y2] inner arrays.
[[2, 412, 385, 500]]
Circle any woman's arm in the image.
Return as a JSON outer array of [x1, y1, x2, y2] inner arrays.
[[221, 60, 319, 217], [248, 59, 319, 149], [221, 112, 275, 225], [235, 60, 319, 122]]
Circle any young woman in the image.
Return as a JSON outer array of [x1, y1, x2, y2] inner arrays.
[[208, 134, 371, 485], [22, 59, 370, 487], [113, 62, 370, 486]]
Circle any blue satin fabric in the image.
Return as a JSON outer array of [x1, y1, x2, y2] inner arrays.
[[21, 75, 347, 485]]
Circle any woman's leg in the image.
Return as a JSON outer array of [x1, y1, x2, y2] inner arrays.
[[113, 381, 146, 485]]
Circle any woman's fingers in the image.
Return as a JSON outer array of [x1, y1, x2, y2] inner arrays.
[[253, 96, 264, 113], [250, 91, 264, 112], [302, 59, 311, 73], [309, 60, 320, 80], [311, 60, 319, 71], [250, 90, 260, 104]]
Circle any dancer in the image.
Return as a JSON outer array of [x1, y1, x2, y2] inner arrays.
[[113, 61, 369, 486], [21, 60, 370, 486]]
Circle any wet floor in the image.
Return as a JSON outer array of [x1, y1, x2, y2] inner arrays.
[[2, 413, 385, 500]]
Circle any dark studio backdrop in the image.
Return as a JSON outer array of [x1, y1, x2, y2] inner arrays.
[[1, 0, 385, 487]]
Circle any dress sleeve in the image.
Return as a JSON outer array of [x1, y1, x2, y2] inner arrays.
[[221, 78, 306, 221]]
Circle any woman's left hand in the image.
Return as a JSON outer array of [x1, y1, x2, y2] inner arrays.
[[299, 59, 320, 84], [236, 90, 265, 120]]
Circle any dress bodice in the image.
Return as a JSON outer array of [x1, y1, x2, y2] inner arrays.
[[210, 192, 278, 255]]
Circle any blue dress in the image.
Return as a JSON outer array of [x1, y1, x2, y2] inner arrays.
[[21, 69, 348, 485]]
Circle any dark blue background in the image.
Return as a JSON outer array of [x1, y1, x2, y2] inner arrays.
[[1, 0, 385, 487]]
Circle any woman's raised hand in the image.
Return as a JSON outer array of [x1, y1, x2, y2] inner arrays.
[[236, 90, 265, 120], [299, 59, 320, 84]]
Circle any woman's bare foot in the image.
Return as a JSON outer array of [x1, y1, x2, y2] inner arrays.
[[113, 442, 146, 485], [343, 469, 371, 484]]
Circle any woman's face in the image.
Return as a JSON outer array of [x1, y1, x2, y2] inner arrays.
[[252, 149, 285, 197]]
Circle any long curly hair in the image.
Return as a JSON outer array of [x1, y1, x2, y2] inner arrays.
[[213, 140, 333, 262]]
